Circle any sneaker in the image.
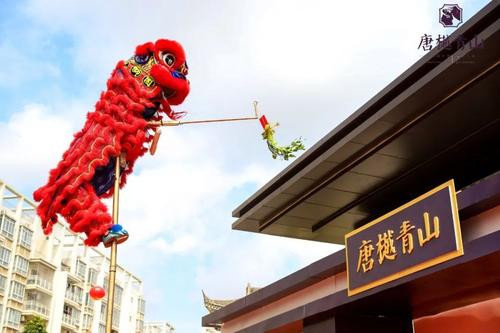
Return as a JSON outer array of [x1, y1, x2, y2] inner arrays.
[[103, 224, 129, 248]]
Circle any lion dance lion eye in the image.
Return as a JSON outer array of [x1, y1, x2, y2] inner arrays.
[[162, 53, 176, 67]]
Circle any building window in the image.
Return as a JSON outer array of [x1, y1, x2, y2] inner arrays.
[[0, 247, 11, 268], [115, 285, 123, 305], [5, 308, 21, 328], [76, 259, 87, 279], [9, 281, 25, 302], [87, 268, 98, 285], [63, 304, 81, 326], [1, 215, 15, 240], [112, 308, 120, 328], [66, 283, 83, 303], [76, 285, 83, 302], [83, 314, 92, 329], [103, 276, 109, 292], [18, 226, 33, 249], [136, 319, 144, 332], [99, 323, 106, 333], [26, 291, 37, 301], [100, 303, 107, 321], [137, 298, 145, 314], [0, 275, 6, 293], [14, 255, 29, 276]]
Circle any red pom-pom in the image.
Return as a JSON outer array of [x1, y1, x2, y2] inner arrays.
[[135, 42, 154, 56], [89, 286, 106, 300]]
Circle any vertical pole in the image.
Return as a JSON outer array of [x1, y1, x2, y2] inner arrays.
[[105, 155, 120, 333]]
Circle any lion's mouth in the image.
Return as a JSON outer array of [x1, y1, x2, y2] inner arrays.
[[162, 88, 176, 100]]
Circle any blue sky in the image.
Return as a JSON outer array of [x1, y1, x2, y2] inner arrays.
[[0, 0, 490, 331]]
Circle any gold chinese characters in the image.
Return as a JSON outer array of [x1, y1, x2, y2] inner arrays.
[[356, 212, 440, 273]]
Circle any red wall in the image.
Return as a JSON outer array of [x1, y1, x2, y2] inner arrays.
[[414, 297, 500, 333]]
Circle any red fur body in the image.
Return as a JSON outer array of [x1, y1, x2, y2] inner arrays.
[[34, 40, 190, 246]]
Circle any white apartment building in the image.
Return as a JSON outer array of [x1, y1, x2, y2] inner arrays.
[[0, 180, 146, 333], [143, 321, 175, 333]]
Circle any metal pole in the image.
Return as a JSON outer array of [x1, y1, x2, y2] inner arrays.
[[148, 115, 258, 127], [105, 155, 120, 333], [148, 101, 262, 127]]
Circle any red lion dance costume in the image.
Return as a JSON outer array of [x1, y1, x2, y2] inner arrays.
[[34, 39, 190, 246]]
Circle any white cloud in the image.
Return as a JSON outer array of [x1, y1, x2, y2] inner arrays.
[[0, 42, 61, 88], [251, 1, 429, 85], [150, 235, 198, 255], [196, 234, 340, 299], [0, 104, 76, 192]]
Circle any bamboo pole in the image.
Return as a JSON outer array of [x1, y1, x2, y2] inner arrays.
[[105, 155, 120, 333]]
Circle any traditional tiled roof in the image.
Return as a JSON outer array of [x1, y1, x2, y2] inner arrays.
[[245, 283, 260, 295], [202, 290, 235, 313], [202, 283, 260, 313]]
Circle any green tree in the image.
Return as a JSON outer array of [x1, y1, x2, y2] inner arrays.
[[22, 316, 48, 333]]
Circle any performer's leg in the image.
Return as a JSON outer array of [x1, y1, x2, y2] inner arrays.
[[63, 183, 113, 246]]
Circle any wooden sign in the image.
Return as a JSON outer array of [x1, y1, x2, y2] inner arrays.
[[345, 180, 463, 296]]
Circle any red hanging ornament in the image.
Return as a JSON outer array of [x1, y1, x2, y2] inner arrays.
[[89, 286, 106, 300]]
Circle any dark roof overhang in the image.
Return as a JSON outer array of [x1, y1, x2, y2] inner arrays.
[[231, 1, 500, 244]]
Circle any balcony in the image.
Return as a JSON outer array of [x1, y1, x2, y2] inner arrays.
[[4, 321, 19, 330], [62, 262, 85, 284], [84, 304, 94, 314], [29, 256, 57, 271], [26, 276, 53, 295], [65, 291, 82, 306], [23, 300, 50, 319], [82, 315, 93, 330], [62, 313, 80, 329]]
